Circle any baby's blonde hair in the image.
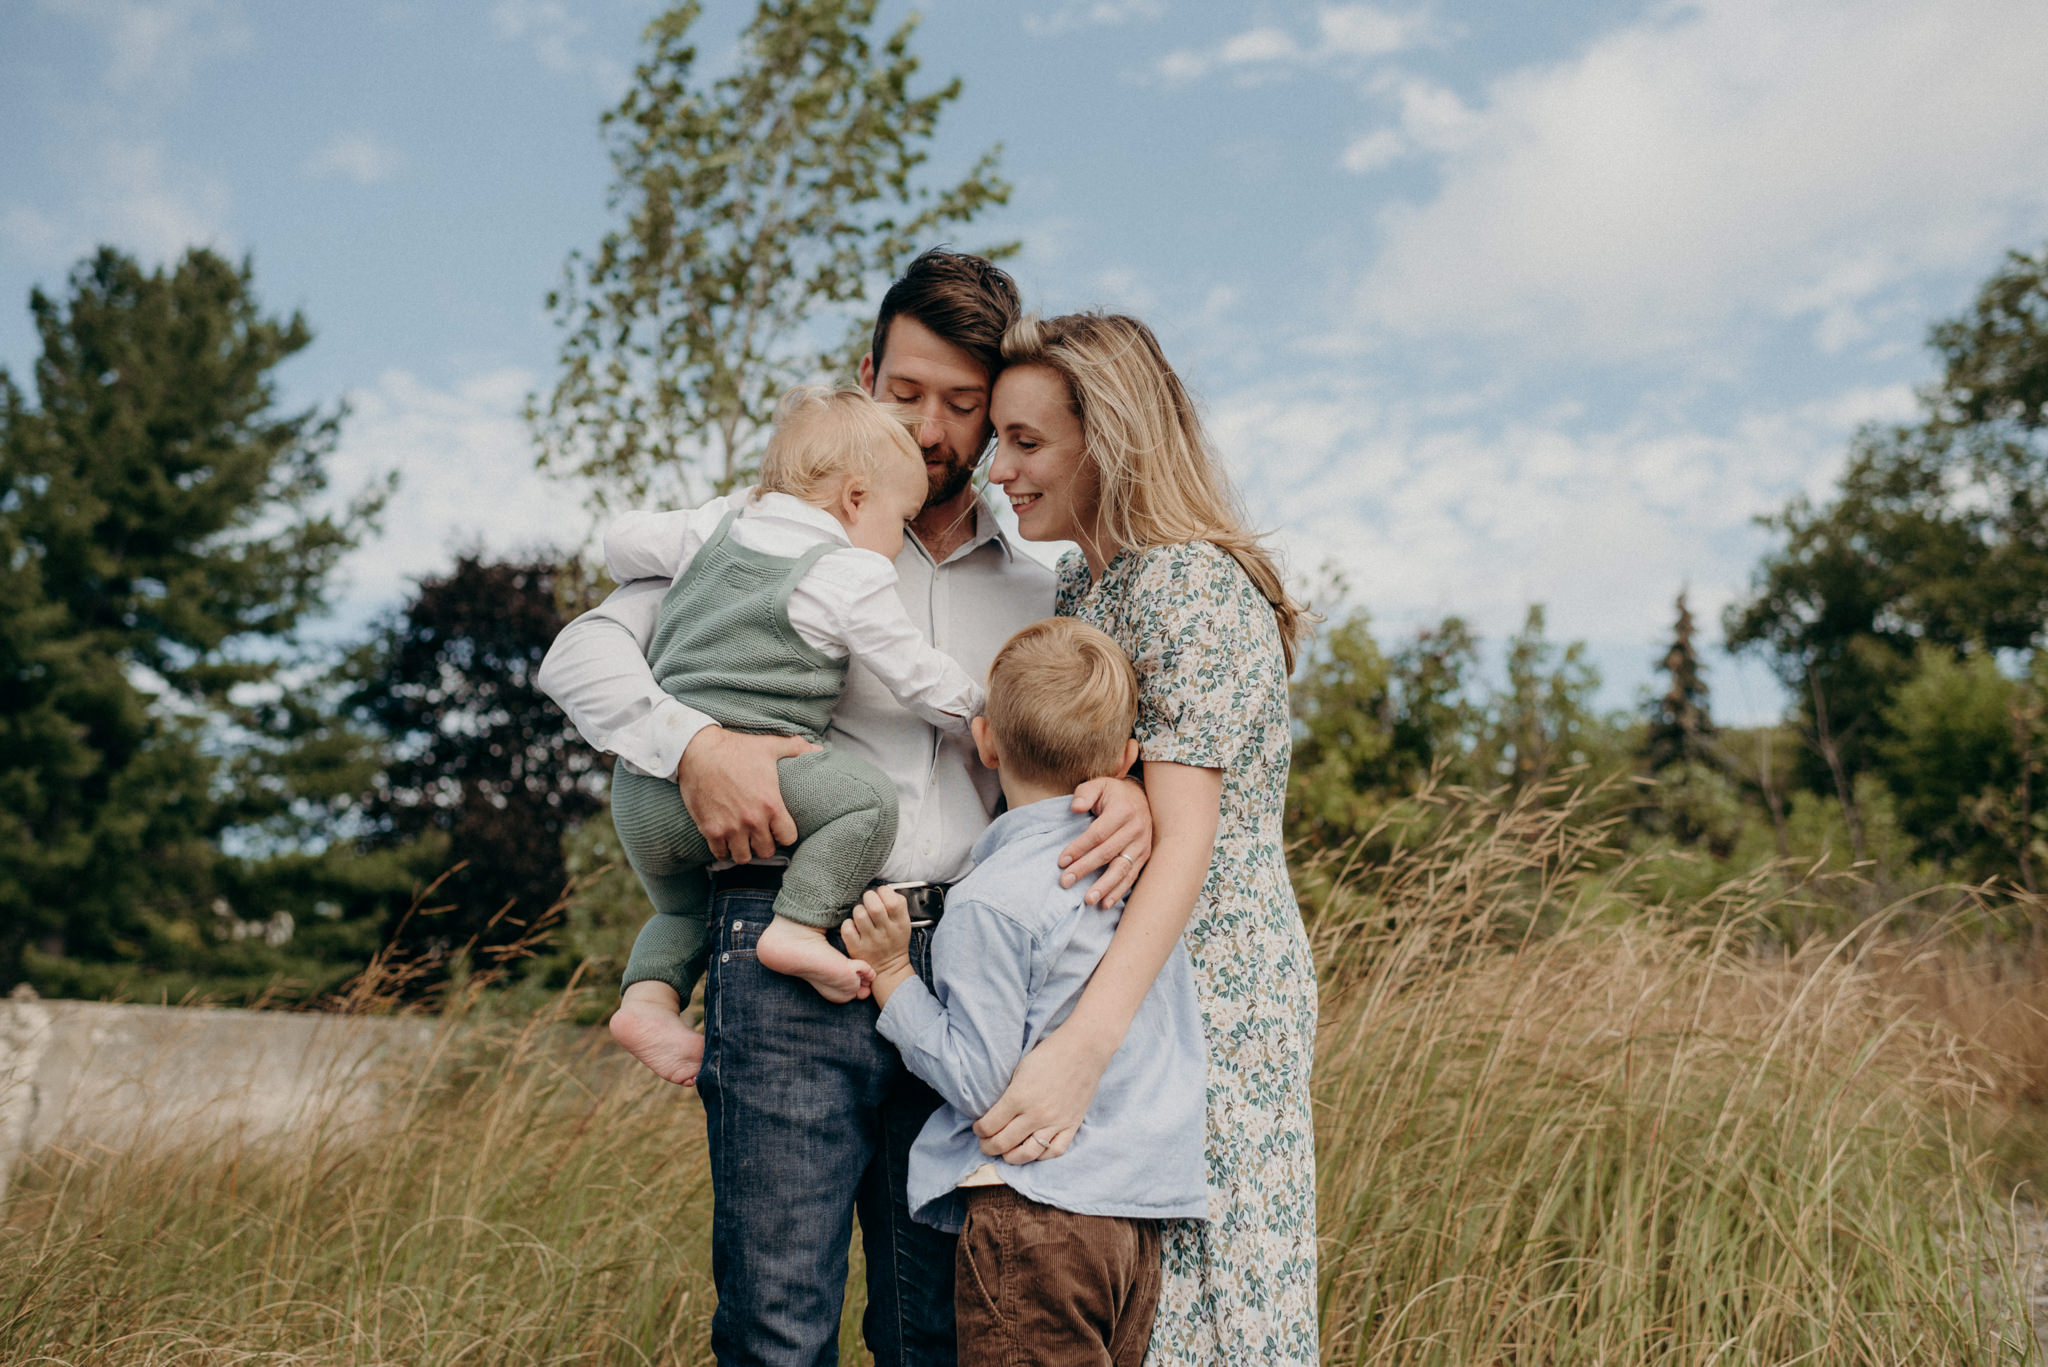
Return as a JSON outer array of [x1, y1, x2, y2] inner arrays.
[[756, 385, 921, 504], [985, 618, 1139, 792]]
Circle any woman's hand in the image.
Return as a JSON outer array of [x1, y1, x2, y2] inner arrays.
[[1059, 775, 1153, 906], [973, 1026, 1114, 1163], [990, 761, 1221, 1162]]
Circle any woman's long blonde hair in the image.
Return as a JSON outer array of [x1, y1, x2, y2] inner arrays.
[[1001, 312, 1310, 671]]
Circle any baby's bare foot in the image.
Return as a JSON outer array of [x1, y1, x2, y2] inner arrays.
[[609, 999, 705, 1086], [758, 917, 875, 1003]]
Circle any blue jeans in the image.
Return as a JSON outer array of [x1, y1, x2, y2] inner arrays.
[[698, 888, 957, 1367]]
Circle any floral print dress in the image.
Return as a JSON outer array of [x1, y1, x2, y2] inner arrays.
[[1057, 541, 1319, 1366]]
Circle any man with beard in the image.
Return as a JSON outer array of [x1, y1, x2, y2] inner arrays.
[[540, 249, 1153, 1367]]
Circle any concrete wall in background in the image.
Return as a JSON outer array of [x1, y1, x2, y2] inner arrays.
[[0, 995, 441, 1200]]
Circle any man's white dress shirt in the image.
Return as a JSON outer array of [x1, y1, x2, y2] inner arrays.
[[539, 490, 1056, 884]]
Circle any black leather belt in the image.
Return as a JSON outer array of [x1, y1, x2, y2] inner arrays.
[[707, 862, 787, 895], [707, 864, 952, 925]]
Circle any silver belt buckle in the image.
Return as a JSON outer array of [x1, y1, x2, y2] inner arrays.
[[880, 880, 942, 928]]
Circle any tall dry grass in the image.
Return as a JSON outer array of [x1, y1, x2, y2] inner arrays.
[[1, 782, 2042, 1364], [2, 1004, 721, 1365], [1307, 780, 2037, 1363]]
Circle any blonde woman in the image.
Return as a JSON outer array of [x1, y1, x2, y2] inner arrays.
[[978, 312, 1317, 1364]]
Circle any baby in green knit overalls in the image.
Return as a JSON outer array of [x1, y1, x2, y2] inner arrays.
[[604, 386, 985, 1085]]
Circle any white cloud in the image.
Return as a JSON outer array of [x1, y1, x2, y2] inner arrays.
[[302, 133, 403, 185], [69, 139, 230, 261], [39, 0, 252, 95], [1357, 0, 2048, 358], [1209, 377, 1919, 659], [1218, 27, 1302, 66], [1158, 5, 1436, 83], [1340, 128, 1405, 174], [14, 2, 244, 268], [326, 367, 592, 619], [1339, 76, 1481, 174], [489, 0, 627, 92], [1319, 5, 1434, 57], [1024, 0, 1165, 37]]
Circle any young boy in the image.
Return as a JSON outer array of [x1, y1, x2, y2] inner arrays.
[[603, 384, 984, 1085], [843, 617, 1208, 1366]]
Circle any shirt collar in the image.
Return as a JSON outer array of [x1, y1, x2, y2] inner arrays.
[[926, 490, 1019, 564], [744, 489, 852, 547], [970, 491, 1019, 562], [970, 795, 1089, 865]]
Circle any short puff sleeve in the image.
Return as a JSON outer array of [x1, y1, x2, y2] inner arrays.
[[1124, 542, 1282, 772]]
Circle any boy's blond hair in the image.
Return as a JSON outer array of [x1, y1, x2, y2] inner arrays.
[[985, 618, 1139, 792], [756, 385, 921, 504]]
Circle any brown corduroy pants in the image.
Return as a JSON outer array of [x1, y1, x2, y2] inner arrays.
[[953, 1185, 1162, 1367]]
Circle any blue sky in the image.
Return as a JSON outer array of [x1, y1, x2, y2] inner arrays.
[[6, 0, 2048, 722]]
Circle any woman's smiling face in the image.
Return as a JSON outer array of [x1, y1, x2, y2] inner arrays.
[[989, 363, 1100, 550]]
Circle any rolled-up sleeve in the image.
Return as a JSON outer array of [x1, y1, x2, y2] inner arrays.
[[538, 578, 715, 778], [875, 902, 1038, 1120]]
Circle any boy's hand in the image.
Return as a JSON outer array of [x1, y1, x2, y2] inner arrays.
[[844, 888, 917, 1007], [1059, 775, 1152, 906]]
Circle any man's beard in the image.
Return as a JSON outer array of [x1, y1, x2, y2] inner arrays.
[[922, 449, 979, 511]]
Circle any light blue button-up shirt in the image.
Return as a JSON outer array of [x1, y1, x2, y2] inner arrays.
[[875, 797, 1209, 1233]]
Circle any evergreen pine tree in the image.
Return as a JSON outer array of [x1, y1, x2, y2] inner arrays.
[[1645, 590, 1715, 773], [0, 247, 381, 988]]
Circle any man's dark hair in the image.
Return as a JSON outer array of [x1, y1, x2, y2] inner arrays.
[[870, 248, 1020, 383]]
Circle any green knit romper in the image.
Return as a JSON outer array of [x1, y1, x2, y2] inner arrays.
[[610, 510, 901, 1000]]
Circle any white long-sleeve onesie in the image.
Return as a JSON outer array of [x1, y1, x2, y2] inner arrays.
[[602, 491, 984, 732]]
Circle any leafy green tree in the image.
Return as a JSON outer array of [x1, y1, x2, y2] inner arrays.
[[1287, 609, 1486, 846], [0, 493, 93, 985], [1288, 609, 1397, 845], [532, 0, 1013, 512], [1390, 617, 1488, 782], [1483, 605, 1606, 790], [344, 553, 607, 975], [1873, 645, 2045, 883], [0, 247, 381, 989], [1634, 592, 1745, 853], [1729, 240, 2048, 784]]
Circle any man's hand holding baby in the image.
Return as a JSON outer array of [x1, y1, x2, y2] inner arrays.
[[843, 888, 917, 1008]]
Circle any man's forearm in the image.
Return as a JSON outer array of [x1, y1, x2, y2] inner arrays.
[[538, 582, 715, 776]]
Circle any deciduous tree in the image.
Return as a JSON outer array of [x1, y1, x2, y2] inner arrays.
[[531, 0, 1012, 513], [344, 554, 607, 973], [1729, 241, 2048, 784]]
